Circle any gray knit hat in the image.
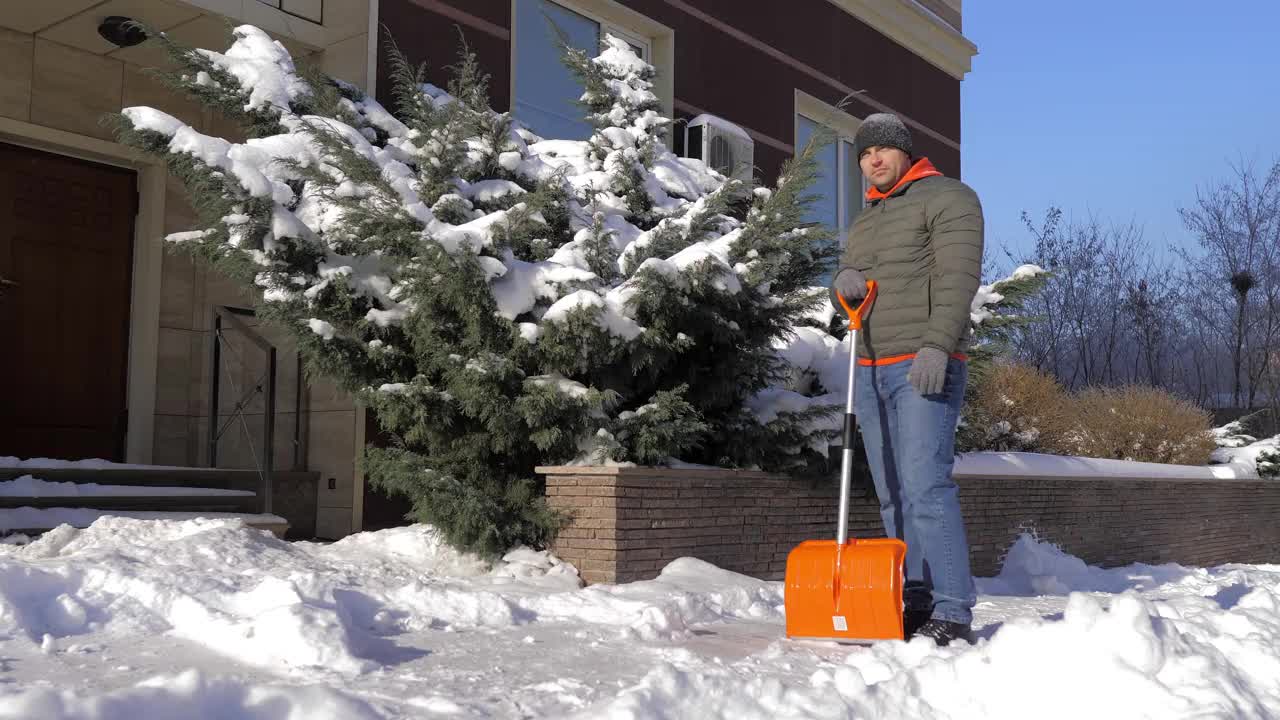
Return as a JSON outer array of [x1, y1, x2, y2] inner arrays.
[[854, 113, 912, 159]]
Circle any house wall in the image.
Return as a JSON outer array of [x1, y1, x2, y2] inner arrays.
[[0, 1, 376, 539], [363, 0, 973, 533], [375, 0, 966, 182]]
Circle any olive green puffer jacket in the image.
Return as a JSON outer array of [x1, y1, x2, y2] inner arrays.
[[834, 168, 984, 361]]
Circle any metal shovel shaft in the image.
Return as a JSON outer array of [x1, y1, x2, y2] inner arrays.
[[836, 327, 857, 545]]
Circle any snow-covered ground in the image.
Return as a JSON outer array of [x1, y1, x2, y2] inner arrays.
[[0, 519, 1274, 719]]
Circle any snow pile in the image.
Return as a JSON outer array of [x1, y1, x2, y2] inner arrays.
[[1211, 419, 1256, 448], [1209, 419, 1280, 478], [1212, 437, 1280, 478], [0, 519, 780, 684], [976, 533, 1190, 595], [577, 537, 1280, 720], [955, 451, 1258, 480], [528, 558, 782, 642], [0, 523, 1275, 718], [0, 520, 592, 672], [0, 669, 381, 720]]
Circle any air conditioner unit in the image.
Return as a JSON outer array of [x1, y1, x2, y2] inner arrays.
[[684, 114, 754, 184]]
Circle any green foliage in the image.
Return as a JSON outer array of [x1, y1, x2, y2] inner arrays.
[[111, 25, 839, 557]]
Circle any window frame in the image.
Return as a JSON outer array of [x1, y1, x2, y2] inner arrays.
[[601, 23, 652, 61], [510, 0, 673, 143], [794, 90, 867, 249]]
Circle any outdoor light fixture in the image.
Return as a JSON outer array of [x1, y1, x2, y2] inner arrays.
[[97, 16, 147, 48]]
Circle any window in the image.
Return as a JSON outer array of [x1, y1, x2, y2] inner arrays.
[[513, 0, 653, 141], [796, 113, 866, 245], [795, 95, 867, 286]]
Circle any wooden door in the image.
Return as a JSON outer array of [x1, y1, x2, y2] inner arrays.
[[361, 410, 415, 531], [0, 142, 136, 461]]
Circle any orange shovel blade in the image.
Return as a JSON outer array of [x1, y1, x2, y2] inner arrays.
[[784, 538, 906, 641]]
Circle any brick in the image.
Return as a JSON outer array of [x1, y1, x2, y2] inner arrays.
[[544, 467, 1280, 585], [580, 547, 618, 561], [578, 558, 617, 573], [564, 537, 619, 551], [575, 517, 618, 531], [574, 486, 617, 497]]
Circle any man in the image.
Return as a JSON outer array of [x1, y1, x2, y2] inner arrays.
[[829, 113, 982, 646]]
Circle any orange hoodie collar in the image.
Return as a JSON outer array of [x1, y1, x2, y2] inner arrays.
[[865, 158, 942, 201]]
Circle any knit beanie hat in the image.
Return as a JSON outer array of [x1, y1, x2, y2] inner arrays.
[[854, 113, 912, 159]]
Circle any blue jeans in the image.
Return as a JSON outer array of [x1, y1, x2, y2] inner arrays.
[[854, 357, 976, 625]]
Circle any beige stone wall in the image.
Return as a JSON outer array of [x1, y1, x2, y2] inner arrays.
[[0, 1, 373, 539]]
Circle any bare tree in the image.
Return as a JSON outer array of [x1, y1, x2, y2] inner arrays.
[[1177, 157, 1280, 407], [1125, 279, 1164, 386], [1008, 209, 1149, 390], [1008, 207, 1065, 376]]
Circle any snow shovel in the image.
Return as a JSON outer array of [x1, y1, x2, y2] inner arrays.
[[784, 280, 907, 642]]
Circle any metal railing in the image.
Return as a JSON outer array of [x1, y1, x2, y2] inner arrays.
[[207, 306, 305, 513]]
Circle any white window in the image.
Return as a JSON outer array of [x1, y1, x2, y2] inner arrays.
[[795, 113, 866, 244], [513, 0, 653, 141]]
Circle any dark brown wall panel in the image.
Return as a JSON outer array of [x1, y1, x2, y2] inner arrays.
[[377, 0, 512, 112], [433, 0, 509, 29], [377, 0, 963, 182], [620, 0, 960, 183], [642, 0, 962, 140]]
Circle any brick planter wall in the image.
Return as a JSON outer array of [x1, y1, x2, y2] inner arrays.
[[539, 465, 1280, 585]]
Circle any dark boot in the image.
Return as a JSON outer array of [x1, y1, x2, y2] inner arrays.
[[903, 608, 932, 639], [914, 619, 973, 647]]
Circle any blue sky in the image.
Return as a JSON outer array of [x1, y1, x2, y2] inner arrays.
[[960, 2, 1279, 266]]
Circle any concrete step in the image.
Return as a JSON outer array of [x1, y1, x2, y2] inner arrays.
[[0, 509, 291, 538], [0, 494, 257, 512], [0, 467, 318, 491], [0, 465, 319, 539]]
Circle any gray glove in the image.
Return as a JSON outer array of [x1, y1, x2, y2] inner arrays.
[[908, 347, 949, 396], [830, 268, 867, 308]]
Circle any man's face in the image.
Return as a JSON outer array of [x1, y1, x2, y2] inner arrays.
[[859, 146, 912, 192]]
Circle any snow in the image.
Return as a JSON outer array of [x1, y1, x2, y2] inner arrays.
[[688, 113, 753, 143], [0, 476, 251, 498], [662, 230, 744, 294], [954, 451, 1258, 480], [434, 207, 522, 254], [0, 519, 1274, 718], [489, 256, 597, 321], [1209, 421, 1280, 477], [542, 289, 644, 341], [971, 263, 1045, 326], [595, 34, 653, 77], [459, 178, 527, 203], [196, 26, 310, 115], [526, 374, 591, 399], [306, 318, 336, 340]]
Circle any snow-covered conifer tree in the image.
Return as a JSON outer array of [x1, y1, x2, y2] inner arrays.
[[112, 27, 843, 554]]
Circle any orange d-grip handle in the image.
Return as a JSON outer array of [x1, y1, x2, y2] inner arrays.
[[836, 280, 877, 330]]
